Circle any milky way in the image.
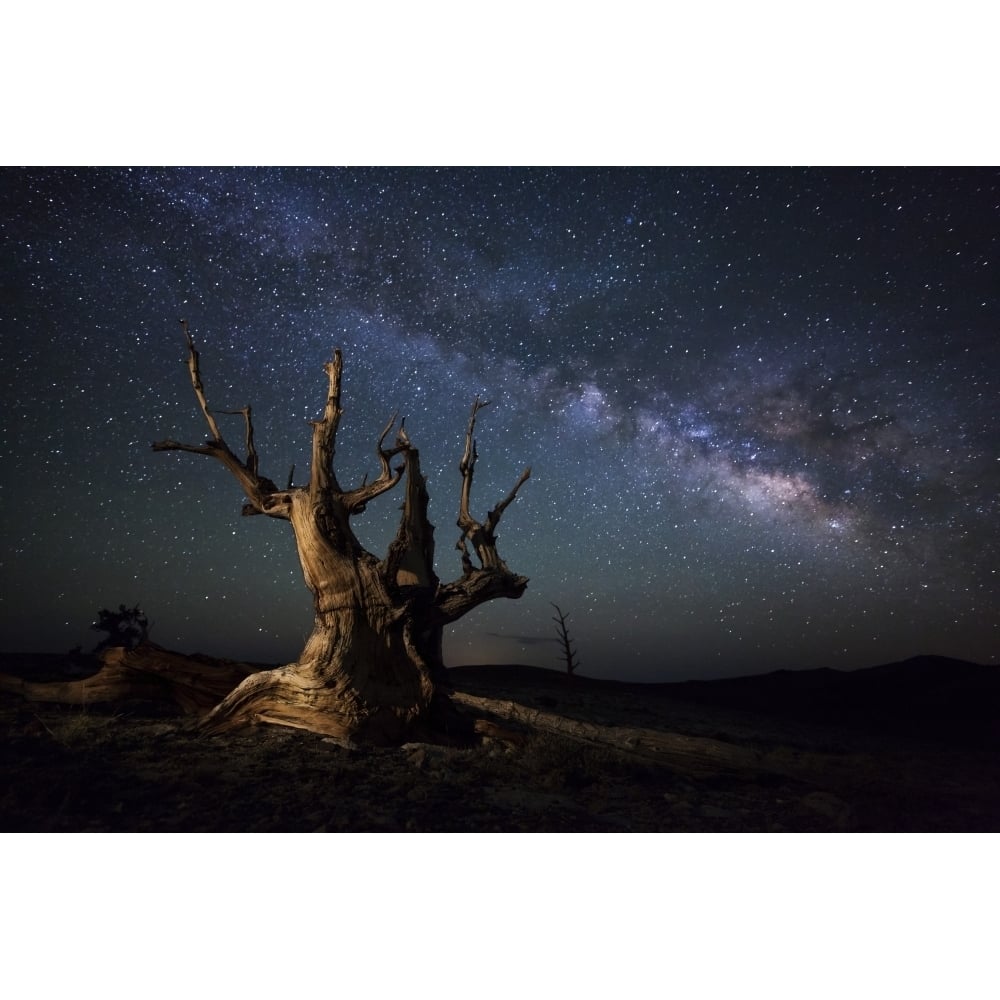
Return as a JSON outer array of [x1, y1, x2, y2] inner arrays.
[[1, 167, 997, 679]]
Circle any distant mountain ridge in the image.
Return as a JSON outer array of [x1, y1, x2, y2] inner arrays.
[[450, 655, 999, 747], [451, 654, 993, 690]]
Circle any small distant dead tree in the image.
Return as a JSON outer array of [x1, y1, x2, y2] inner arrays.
[[91, 604, 149, 652], [550, 603, 580, 678]]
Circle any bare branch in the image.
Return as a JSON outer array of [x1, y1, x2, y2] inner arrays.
[[219, 405, 260, 477], [241, 490, 296, 518], [457, 397, 489, 537], [342, 412, 410, 514], [153, 436, 289, 520], [434, 568, 529, 625], [151, 438, 216, 457], [153, 323, 287, 520], [454, 397, 529, 573], [485, 466, 532, 536], [309, 349, 344, 501], [180, 319, 223, 442], [342, 413, 407, 514]]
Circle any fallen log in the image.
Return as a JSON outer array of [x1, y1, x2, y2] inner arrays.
[[0, 643, 266, 715], [452, 690, 770, 777]]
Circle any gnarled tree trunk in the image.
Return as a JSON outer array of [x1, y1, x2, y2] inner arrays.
[[108, 323, 531, 744], [199, 481, 447, 743]]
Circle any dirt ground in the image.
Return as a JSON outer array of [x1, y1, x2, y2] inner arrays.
[[2, 655, 998, 832]]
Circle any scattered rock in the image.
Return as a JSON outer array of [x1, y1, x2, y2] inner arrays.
[[798, 791, 854, 830], [700, 804, 732, 820]]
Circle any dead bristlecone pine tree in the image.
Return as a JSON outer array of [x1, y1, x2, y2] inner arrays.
[[160, 322, 532, 743], [84, 321, 531, 745], [551, 603, 580, 678]]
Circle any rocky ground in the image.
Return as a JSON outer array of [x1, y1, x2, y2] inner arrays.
[[2, 654, 998, 832]]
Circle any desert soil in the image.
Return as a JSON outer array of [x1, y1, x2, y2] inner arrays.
[[2, 656, 998, 832]]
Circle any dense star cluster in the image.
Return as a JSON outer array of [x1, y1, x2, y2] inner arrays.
[[1, 167, 997, 679]]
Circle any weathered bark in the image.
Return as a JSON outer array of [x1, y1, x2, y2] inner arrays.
[[91, 321, 533, 744], [199, 497, 445, 743], [452, 691, 786, 778]]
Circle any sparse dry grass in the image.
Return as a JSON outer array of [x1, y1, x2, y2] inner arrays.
[[30, 705, 129, 747]]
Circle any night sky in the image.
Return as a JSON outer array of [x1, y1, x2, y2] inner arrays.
[[2, 167, 998, 680]]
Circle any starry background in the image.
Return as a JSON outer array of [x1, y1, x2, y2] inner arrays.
[[1, 167, 997, 680]]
